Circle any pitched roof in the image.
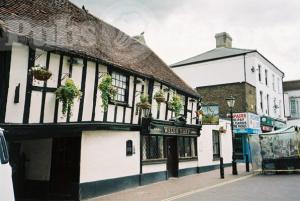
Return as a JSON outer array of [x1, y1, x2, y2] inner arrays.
[[283, 80, 300, 91], [0, 0, 199, 97], [171, 47, 255, 67]]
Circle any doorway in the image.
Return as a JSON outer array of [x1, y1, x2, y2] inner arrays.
[[166, 137, 178, 178], [49, 136, 81, 200]]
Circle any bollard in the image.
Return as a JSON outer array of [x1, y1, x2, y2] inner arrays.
[[220, 157, 224, 179], [245, 154, 250, 172]]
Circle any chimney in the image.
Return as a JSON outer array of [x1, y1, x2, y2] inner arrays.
[[133, 32, 146, 45], [215, 32, 232, 48]]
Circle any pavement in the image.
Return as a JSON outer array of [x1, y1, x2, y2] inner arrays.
[[88, 164, 252, 201], [173, 174, 300, 201]]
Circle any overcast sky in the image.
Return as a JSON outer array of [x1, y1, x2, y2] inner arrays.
[[73, 0, 300, 81]]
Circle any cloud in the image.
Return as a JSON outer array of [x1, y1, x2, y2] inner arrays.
[[72, 0, 300, 80]]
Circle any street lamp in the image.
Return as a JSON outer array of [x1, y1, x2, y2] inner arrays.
[[226, 95, 238, 175]]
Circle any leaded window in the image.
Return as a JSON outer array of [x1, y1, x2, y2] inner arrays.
[[178, 137, 197, 158], [142, 136, 165, 160], [111, 71, 128, 103]]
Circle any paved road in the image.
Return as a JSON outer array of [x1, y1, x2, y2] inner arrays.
[[172, 174, 300, 201]]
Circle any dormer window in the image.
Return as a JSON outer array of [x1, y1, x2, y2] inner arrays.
[[111, 71, 128, 103]]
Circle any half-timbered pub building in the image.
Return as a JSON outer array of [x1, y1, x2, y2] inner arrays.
[[0, 0, 201, 200]]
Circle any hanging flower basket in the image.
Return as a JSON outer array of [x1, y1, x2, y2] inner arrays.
[[137, 102, 151, 109], [30, 65, 52, 81], [136, 94, 151, 116], [55, 78, 82, 117], [154, 90, 165, 103], [168, 93, 183, 117], [98, 74, 117, 112], [219, 126, 227, 133], [195, 110, 204, 116]]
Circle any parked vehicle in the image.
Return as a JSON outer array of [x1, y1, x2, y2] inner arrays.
[[0, 128, 15, 201]]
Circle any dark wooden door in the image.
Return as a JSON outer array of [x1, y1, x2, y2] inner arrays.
[[167, 137, 178, 177], [50, 136, 81, 200]]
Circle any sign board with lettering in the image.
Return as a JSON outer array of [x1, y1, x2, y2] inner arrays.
[[233, 113, 261, 134], [141, 118, 201, 137]]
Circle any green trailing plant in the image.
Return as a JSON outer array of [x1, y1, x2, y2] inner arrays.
[[98, 74, 117, 112], [169, 93, 183, 117], [55, 78, 82, 117], [30, 64, 52, 81], [137, 93, 151, 109], [154, 89, 165, 104], [136, 93, 151, 116]]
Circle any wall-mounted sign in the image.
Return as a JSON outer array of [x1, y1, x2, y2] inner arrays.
[[201, 105, 219, 125], [142, 118, 200, 137], [148, 125, 199, 136], [233, 113, 261, 133], [261, 116, 274, 127]]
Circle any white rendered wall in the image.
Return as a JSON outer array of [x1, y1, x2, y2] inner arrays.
[[82, 61, 96, 121], [172, 56, 245, 88], [80, 130, 140, 183], [69, 59, 83, 122], [179, 161, 198, 169], [5, 42, 29, 123], [246, 52, 285, 121], [20, 139, 53, 181], [142, 163, 166, 174], [198, 119, 233, 167]]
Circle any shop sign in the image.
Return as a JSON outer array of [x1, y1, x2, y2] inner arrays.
[[248, 113, 261, 130], [235, 128, 260, 134], [147, 124, 199, 136], [202, 104, 219, 125], [261, 126, 273, 132], [261, 116, 274, 127], [233, 113, 247, 129], [233, 113, 261, 130]]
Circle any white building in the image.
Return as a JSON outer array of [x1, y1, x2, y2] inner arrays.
[[172, 32, 286, 131], [171, 32, 286, 161], [283, 80, 300, 126]]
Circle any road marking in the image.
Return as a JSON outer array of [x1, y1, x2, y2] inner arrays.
[[161, 174, 254, 201]]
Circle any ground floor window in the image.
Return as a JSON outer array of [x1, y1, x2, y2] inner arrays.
[[178, 137, 197, 158], [142, 135, 165, 160], [212, 130, 220, 160]]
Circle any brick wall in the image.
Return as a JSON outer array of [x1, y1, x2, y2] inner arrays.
[[197, 82, 256, 117]]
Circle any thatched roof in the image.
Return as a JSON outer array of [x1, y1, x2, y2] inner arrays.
[[0, 0, 199, 97]]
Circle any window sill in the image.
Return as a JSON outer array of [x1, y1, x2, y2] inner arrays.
[[109, 101, 129, 107], [179, 157, 198, 162], [142, 159, 167, 165], [213, 157, 220, 161]]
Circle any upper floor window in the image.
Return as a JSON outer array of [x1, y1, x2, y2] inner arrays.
[[265, 70, 268, 86], [112, 71, 128, 103], [266, 94, 270, 115], [272, 74, 275, 91], [258, 65, 262, 82], [290, 98, 300, 118], [277, 78, 281, 93], [260, 91, 263, 112]]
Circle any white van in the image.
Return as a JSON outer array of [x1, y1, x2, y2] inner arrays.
[[0, 129, 15, 201]]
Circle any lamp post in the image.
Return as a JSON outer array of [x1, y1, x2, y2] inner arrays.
[[226, 95, 238, 175]]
